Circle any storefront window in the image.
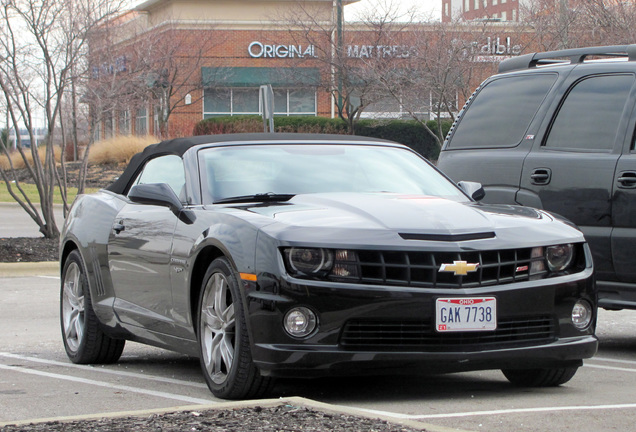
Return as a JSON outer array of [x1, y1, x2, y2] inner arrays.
[[119, 109, 131, 135], [274, 89, 288, 113], [204, 88, 316, 117], [104, 113, 114, 139], [204, 89, 231, 113], [135, 106, 148, 136], [93, 122, 101, 142], [232, 89, 260, 113], [288, 89, 315, 115]]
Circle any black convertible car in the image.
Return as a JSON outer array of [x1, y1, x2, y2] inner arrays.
[[60, 133, 597, 399]]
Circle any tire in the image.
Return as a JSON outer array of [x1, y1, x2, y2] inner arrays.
[[60, 250, 125, 364], [197, 257, 272, 399], [502, 366, 578, 387]]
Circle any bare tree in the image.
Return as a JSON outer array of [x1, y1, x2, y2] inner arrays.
[[0, 0, 125, 238], [577, 0, 636, 44], [278, 0, 419, 133], [86, 13, 222, 140], [519, 0, 636, 51], [367, 18, 500, 146]]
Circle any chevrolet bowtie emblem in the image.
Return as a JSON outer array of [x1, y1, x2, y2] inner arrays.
[[439, 260, 479, 276]]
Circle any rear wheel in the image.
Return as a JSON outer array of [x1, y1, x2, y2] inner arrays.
[[502, 366, 578, 387], [60, 250, 125, 364], [198, 257, 272, 399]]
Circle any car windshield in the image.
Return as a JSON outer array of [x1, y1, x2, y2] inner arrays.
[[198, 144, 469, 204]]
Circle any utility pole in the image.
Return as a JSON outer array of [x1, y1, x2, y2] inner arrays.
[[336, 0, 343, 111]]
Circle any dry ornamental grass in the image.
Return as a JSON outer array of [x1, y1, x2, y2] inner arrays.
[[0, 135, 157, 170]]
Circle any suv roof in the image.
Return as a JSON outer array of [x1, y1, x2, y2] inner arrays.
[[498, 44, 636, 74]]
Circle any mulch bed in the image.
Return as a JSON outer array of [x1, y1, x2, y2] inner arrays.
[[0, 237, 58, 262], [0, 404, 426, 432], [0, 162, 123, 263]]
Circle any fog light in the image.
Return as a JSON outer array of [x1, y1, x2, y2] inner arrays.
[[284, 307, 317, 338], [572, 300, 593, 330]]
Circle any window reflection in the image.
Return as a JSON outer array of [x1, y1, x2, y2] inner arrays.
[[199, 145, 467, 204]]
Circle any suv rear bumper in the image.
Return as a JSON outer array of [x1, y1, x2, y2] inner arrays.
[[598, 281, 636, 310]]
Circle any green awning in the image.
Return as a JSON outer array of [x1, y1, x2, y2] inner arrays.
[[202, 67, 321, 87]]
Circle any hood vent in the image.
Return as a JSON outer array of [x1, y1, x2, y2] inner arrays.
[[400, 232, 496, 242]]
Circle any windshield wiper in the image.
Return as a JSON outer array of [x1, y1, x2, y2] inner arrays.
[[214, 192, 296, 204]]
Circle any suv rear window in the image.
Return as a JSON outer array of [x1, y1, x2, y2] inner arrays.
[[448, 74, 557, 149]]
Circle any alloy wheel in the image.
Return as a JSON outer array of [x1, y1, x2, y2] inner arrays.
[[200, 272, 236, 385]]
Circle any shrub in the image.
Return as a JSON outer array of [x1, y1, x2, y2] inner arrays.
[[274, 116, 348, 134], [0, 145, 61, 170], [89, 135, 157, 165], [192, 116, 451, 161], [356, 119, 450, 161], [193, 116, 263, 135]]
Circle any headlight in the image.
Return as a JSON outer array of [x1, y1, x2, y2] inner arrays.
[[546, 244, 574, 272], [285, 248, 334, 275], [283, 248, 360, 279]]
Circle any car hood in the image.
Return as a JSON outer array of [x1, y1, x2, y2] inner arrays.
[[227, 193, 584, 248]]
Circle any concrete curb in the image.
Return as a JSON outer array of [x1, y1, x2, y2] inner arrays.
[[0, 396, 470, 432], [0, 261, 59, 277]]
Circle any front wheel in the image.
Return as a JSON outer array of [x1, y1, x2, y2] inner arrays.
[[197, 257, 272, 399], [60, 250, 125, 364], [502, 366, 578, 387]]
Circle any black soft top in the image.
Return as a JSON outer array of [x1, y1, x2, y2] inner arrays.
[[105, 133, 395, 195]]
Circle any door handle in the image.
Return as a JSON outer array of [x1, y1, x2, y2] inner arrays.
[[617, 171, 636, 189], [113, 221, 125, 234], [530, 168, 551, 185]]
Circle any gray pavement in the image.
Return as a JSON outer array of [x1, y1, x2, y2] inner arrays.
[[0, 202, 65, 238], [1, 269, 636, 431]]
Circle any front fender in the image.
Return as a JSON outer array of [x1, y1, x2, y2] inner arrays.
[[60, 191, 126, 328]]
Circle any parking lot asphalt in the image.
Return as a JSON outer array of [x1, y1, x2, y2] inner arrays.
[[0, 264, 455, 432], [0, 203, 65, 238], [2, 266, 636, 431]]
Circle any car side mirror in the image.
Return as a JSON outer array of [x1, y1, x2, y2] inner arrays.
[[457, 181, 486, 201], [128, 183, 184, 213]]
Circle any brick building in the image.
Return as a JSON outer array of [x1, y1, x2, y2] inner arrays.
[[90, 0, 527, 139], [442, 0, 531, 22]]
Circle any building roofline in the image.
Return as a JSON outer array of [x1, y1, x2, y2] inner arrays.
[[135, 0, 360, 12]]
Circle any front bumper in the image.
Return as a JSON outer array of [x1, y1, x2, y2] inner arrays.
[[253, 336, 597, 378], [246, 268, 597, 378]]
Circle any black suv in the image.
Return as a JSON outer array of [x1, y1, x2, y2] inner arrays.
[[438, 45, 636, 311]]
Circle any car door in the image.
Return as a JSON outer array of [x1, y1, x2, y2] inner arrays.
[[438, 73, 559, 204], [612, 119, 636, 285], [519, 73, 635, 282], [108, 154, 186, 334]]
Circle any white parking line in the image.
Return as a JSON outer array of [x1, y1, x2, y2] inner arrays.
[[343, 359, 636, 421], [0, 363, 213, 405], [591, 357, 636, 366], [354, 403, 636, 420], [0, 352, 208, 389], [585, 364, 636, 373]]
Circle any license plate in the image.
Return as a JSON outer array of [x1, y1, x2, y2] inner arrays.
[[435, 297, 497, 332]]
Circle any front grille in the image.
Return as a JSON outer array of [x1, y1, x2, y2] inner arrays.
[[329, 248, 544, 288], [340, 315, 557, 352]]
